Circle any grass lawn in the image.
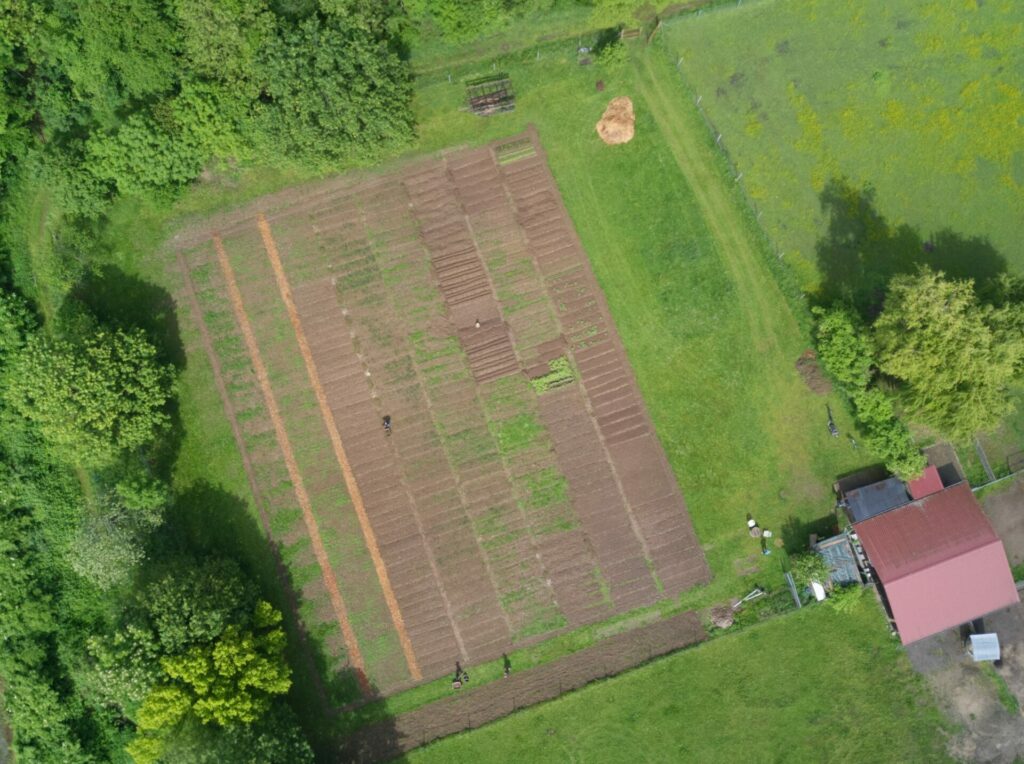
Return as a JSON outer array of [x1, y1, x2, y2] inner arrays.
[[663, 0, 1024, 295], [407, 596, 949, 763]]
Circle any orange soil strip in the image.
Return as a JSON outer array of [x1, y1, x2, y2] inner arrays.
[[212, 234, 371, 696], [256, 213, 423, 682], [176, 251, 332, 709]]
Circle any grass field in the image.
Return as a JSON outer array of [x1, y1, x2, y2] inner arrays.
[[663, 0, 1024, 294], [407, 596, 949, 763]]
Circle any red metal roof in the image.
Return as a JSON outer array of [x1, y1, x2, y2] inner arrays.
[[907, 464, 944, 500], [854, 482, 1019, 645]]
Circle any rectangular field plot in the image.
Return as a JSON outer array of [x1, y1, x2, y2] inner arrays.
[[172, 128, 709, 698]]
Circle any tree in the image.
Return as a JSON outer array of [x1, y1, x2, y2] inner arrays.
[[253, 8, 414, 165], [875, 267, 1024, 441], [5, 328, 174, 466], [0, 291, 36, 360], [812, 306, 926, 479], [69, 474, 169, 587], [0, 503, 95, 763], [158, 706, 313, 764], [83, 557, 305, 762], [143, 557, 257, 653], [158, 604, 291, 726], [812, 306, 872, 389]]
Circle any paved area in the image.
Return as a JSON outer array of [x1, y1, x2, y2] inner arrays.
[[907, 600, 1024, 763]]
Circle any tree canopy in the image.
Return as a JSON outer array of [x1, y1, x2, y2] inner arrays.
[[5, 327, 174, 467], [813, 306, 925, 479], [82, 557, 304, 763], [1, 0, 414, 216], [875, 267, 1024, 441]]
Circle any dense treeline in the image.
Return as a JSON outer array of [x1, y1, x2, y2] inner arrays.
[[1, 0, 414, 218], [0, 283, 311, 761], [0, 1, 421, 760]]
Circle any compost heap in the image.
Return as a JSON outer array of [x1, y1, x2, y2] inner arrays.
[[596, 96, 635, 145]]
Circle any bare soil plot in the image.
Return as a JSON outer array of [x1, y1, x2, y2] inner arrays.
[[171, 127, 709, 698]]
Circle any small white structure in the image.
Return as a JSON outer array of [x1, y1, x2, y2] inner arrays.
[[811, 581, 827, 602], [969, 633, 1001, 662]]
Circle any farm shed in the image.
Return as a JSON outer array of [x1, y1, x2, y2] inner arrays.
[[813, 533, 861, 586], [845, 481, 1019, 645]]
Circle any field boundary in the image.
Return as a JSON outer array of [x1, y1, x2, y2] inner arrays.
[[342, 610, 706, 761], [211, 234, 371, 695]]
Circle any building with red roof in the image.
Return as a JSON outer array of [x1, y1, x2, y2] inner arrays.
[[906, 464, 944, 501], [844, 479, 1018, 645]]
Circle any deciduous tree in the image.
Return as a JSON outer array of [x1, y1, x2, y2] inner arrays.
[[5, 328, 174, 466], [875, 267, 1024, 440]]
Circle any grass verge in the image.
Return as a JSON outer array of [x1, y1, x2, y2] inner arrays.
[[407, 597, 949, 763]]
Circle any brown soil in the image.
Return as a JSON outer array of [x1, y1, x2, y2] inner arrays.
[[210, 235, 371, 695], [170, 128, 708, 699], [708, 605, 735, 629], [596, 96, 636, 145], [343, 611, 706, 761], [795, 349, 832, 394]]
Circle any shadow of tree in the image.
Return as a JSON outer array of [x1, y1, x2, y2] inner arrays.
[[59, 265, 188, 481], [73, 264, 185, 370], [814, 178, 1007, 318], [780, 513, 840, 555], [164, 482, 398, 760]]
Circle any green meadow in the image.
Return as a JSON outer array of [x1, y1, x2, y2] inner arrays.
[[664, 0, 1024, 293], [408, 597, 948, 763]]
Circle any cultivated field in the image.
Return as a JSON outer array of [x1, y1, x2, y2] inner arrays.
[[171, 128, 709, 698]]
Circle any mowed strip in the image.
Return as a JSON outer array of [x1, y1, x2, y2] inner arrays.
[[256, 214, 423, 682], [211, 233, 371, 695]]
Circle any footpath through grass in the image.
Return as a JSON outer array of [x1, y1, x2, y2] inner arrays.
[[408, 597, 949, 763]]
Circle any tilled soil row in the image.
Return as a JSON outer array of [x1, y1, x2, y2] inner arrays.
[[341, 610, 707, 762], [310, 186, 562, 654], [178, 241, 374, 698], [498, 129, 710, 597]]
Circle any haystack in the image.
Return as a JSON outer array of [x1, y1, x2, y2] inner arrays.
[[596, 96, 635, 145]]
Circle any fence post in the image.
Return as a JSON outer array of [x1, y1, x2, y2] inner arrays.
[[784, 572, 802, 609]]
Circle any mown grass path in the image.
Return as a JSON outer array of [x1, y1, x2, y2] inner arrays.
[[635, 49, 793, 364]]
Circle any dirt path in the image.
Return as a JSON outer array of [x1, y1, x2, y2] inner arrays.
[[256, 214, 422, 682], [212, 234, 370, 694], [343, 610, 706, 761]]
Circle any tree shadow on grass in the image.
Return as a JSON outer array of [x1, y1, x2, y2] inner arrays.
[[780, 513, 840, 555], [73, 264, 185, 370], [814, 178, 1007, 319], [165, 482, 398, 760]]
